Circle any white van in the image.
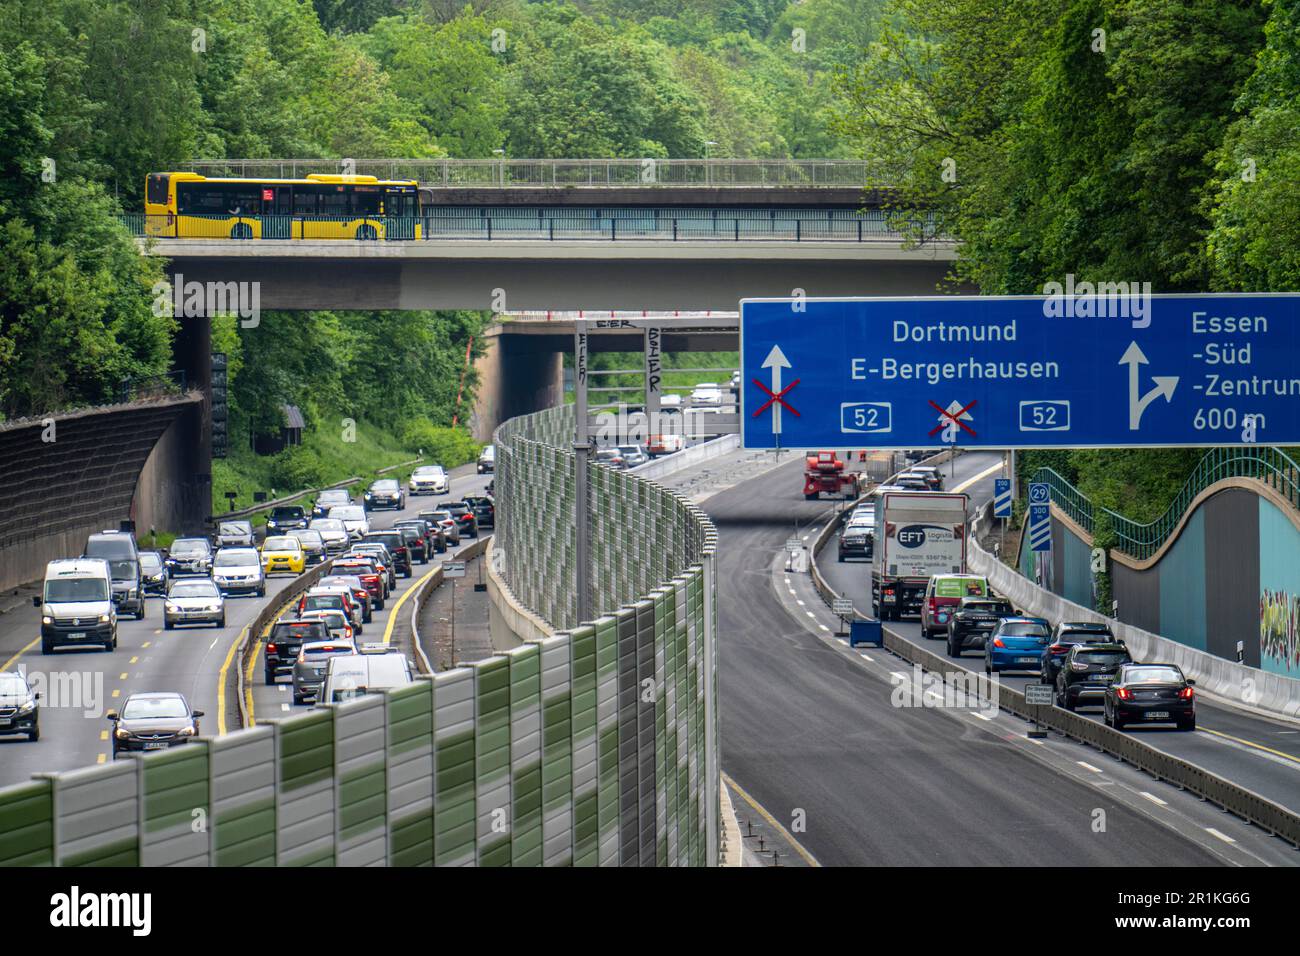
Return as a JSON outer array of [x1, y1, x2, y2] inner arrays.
[[34, 559, 117, 653], [318, 647, 413, 705]]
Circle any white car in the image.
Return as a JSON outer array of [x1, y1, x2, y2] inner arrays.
[[690, 383, 723, 406], [409, 464, 449, 496], [329, 505, 370, 541], [211, 547, 266, 597], [309, 517, 350, 553]]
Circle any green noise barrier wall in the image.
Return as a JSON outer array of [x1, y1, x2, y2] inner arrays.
[[0, 405, 719, 866]]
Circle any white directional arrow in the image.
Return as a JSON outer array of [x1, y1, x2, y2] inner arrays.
[[762, 344, 792, 435], [1120, 341, 1178, 430]]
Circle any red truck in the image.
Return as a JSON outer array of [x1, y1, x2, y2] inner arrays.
[[803, 451, 860, 500]]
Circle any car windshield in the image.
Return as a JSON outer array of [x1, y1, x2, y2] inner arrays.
[[272, 623, 325, 641], [312, 519, 345, 532], [999, 622, 1048, 637], [215, 549, 258, 566], [430, 511, 452, 521], [1062, 629, 1111, 642], [331, 506, 365, 520], [271, 508, 304, 519], [293, 531, 323, 546], [303, 595, 343, 611], [108, 560, 137, 580], [414, 466, 445, 477], [171, 539, 209, 556], [303, 643, 352, 658], [171, 581, 219, 598], [322, 576, 362, 590], [263, 537, 299, 551], [139, 553, 163, 572], [0, 674, 28, 695], [122, 697, 189, 719], [45, 577, 108, 602], [318, 491, 348, 504], [1125, 667, 1183, 684], [372, 480, 399, 492], [1076, 650, 1128, 665], [85, 536, 135, 560], [219, 522, 250, 535]]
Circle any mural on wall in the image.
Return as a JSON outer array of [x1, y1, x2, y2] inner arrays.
[[1258, 497, 1300, 676], [1260, 589, 1300, 675]]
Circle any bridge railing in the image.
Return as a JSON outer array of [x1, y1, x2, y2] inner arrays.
[[180, 157, 877, 187], [122, 209, 929, 242], [1033, 446, 1300, 560]]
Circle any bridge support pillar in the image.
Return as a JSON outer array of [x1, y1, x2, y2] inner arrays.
[[471, 328, 564, 442]]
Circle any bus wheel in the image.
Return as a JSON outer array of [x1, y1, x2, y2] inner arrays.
[[230, 222, 253, 240], [357, 225, 378, 241]]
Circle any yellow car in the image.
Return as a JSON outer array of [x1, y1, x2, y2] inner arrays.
[[260, 535, 306, 576]]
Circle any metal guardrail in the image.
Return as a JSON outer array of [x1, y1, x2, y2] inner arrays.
[[215, 475, 361, 522], [181, 158, 879, 187], [807, 471, 1300, 848], [121, 210, 919, 242], [1033, 446, 1300, 560]]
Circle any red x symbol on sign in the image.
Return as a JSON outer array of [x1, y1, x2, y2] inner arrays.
[[928, 399, 977, 437], [752, 378, 801, 418]]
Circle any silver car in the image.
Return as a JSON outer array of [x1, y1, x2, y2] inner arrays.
[[215, 520, 255, 548], [309, 517, 350, 554], [163, 578, 226, 629], [292, 638, 357, 705], [409, 464, 449, 496], [212, 547, 266, 597]]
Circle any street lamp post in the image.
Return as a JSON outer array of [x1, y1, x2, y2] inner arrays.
[[704, 141, 718, 185], [492, 148, 505, 186]]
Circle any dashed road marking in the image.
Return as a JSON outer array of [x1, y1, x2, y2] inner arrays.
[[100, 731, 108, 741], [1205, 828, 1236, 844], [1077, 761, 1102, 773], [119, 672, 128, 680], [97, 754, 106, 764], [111, 689, 120, 699], [129, 656, 138, 664], [859, 654, 874, 662], [1139, 791, 1168, 807]]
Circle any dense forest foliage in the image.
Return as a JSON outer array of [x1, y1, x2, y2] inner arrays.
[[2, 0, 1297, 519]]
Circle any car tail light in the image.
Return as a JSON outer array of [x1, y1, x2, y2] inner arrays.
[[267, 643, 277, 654], [992, 638, 1005, 648], [1050, 644, 1068, 655], [1116, 687, 1133, 700], [345, 626, 353, 639], [1178, 687, 1194, 700]]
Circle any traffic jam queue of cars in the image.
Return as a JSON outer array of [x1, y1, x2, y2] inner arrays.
[[12, 471, 491, 750], [839, 478, 1198, 733]]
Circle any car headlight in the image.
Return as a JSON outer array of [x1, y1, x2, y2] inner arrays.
[[176, 726, 197, 737], [165, 603, 179, 612], [114, 728, 132, 739], [18, 700, 36, 715], [42, 616, 52, 625], [99, 613, 111, 623]]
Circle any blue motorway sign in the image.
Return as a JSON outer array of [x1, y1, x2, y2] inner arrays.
[[739, 294, 1300, 449], [993, 478, 1012, 518], [1028, 503, 1052, 552]]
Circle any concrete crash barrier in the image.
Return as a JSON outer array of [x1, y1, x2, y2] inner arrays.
[[807, 495, 1300, 848], [967, 501, 1300, 721]]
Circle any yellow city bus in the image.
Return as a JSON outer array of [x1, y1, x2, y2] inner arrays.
[[143, 172, 427, 240]]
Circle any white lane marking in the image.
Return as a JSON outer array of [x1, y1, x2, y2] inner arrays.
[[971, 711, 994, 720], [806, 611, 817, 619], [1205, 828, 1236, 844], [1139, 791, 1168, 807], [859, 654, 874, 662], [951, 460, 1006, 494], [281, 703, 291, 712], [796, 600, 805, 606], [818, 625, 830, 632], [208, 637, 219, 650], [891, 672, 909, 682], [1077, 761, 1103, 774], [836, 638, 848, 645]]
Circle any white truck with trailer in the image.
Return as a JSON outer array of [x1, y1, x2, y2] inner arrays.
[[870, 490, 970, 621]]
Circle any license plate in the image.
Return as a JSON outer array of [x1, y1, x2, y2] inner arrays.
[[143, 741, 168, 750], [68, 632, 86, 639], [0, 719, 10, 727], [1146, 711, 1170, 719], [1017, 657, 1037, 663]]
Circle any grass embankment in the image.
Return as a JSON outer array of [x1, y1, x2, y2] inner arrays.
[[207, 414, 480, 528]]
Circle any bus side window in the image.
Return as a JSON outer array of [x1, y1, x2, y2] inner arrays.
[[294, 189, 318, 215]]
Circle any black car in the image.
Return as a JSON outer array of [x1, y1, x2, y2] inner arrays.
[[1040, 622, 1116, 684], [362, 531, 412, 578], [0, 670, 40, 741], [395, 519, 437, 560], [266, 505, 308, 533], [946, 597, 1015, 657], [402, 517, 446, 554], [138, 550, 169, 595], [264, 618, 330, 685], [109, 692, 202, 758], [313, 488, 351, 520], [395, 525, 427, 564], [1104, 663, 1196, 731], [464, 495, 495, 530], [166, 537, 213, 577], [364, 478, 406, 512], [438, 501, 479, 538], [1055, 642, 1132, 710], [84, 531, 145, 619]]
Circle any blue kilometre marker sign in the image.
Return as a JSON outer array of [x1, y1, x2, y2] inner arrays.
[[739, 294, 1300, 449]]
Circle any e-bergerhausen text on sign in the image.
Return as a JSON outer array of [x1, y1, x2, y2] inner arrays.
[[739, 294, 1300, 450]]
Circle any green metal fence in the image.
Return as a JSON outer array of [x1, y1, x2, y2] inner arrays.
[[1033, 446, 1300, 560]]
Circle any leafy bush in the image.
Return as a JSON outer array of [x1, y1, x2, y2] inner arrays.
[[267, 446, 327, 492], [401, 421, 481, 469]]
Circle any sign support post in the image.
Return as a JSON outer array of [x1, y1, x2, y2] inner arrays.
[[1024, 682, 1052, 738], [574, 324, 592, 624]]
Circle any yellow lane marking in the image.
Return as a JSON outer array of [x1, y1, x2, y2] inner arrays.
[[96, 754, 106, 764], [142, 641, 151, 648], [721, 771, 821, 867], [951, 460, 1005, 495], [216, 623, 252, 737], [129, 656, 138, 664], [1201, 727, 1300, 766], [100, 731, 108, 741], [111, 689, 120, 698], [244, 589, 315, 728], [382, 565, 442, 646], [0, 637, 39, 673], [119, 672, 127, 680]]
